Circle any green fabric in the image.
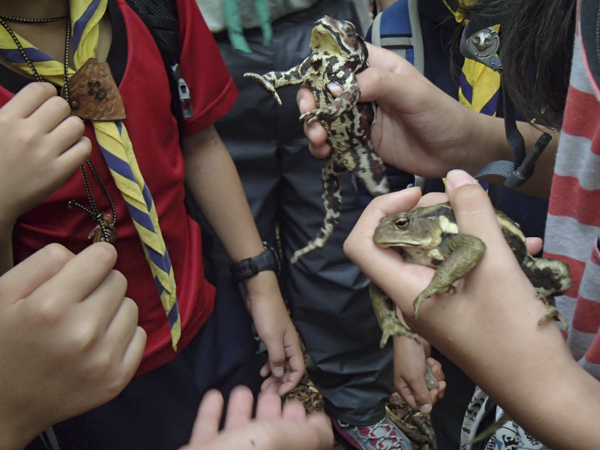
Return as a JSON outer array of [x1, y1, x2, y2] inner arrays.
[[222, 0, 271, 52]]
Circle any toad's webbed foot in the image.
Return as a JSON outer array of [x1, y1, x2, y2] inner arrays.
[[244, 72, 283, 105], [413, 285, 454, 319], [537, 294, 568, 329], [299, 105, 341, 125]]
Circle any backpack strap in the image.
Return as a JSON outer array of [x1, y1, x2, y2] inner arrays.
[[371, 0, 426, 188], [125, 0, 221, 280], [125, 0, 192, 132], [371, 0, 424, 74]]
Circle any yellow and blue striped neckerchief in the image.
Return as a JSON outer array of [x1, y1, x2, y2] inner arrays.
[[0, 0, 181, 350], [442, 0, 501, 116]]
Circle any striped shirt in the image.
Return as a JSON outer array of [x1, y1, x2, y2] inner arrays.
[[544, 14, 600, 381], [461, 3, 600, 447]]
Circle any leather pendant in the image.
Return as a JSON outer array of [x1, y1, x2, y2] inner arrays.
[[61, 58, 126, 121]]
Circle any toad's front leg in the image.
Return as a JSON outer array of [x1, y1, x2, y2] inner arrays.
[[244, 58, 311, 105], [413, 234, 486, 318]]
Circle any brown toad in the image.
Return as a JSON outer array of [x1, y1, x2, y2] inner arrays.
[[371, 202, 571, 347]]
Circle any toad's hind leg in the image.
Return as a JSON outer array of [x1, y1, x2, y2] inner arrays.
[[291, 159, 343, 263], [369, 283, 421, 348], [352, 141, 389, 197]]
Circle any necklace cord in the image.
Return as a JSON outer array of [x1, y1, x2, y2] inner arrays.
[[0, 15, 117, 243]]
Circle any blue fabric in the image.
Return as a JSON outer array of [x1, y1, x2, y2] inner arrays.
[[380, 0, 412, 36]]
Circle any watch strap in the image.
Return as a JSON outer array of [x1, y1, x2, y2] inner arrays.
[[230, 243, 280, 282]]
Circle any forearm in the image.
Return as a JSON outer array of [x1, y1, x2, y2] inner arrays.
[[391, 273, 600, 449], [457, 321, 600, 449], [182, 126, 264, 263]]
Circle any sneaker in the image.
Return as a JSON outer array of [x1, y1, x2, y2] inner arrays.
[[332, 415, 414, 450]]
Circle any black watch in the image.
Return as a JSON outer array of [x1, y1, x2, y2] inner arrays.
[[230, 242, 281, 282]]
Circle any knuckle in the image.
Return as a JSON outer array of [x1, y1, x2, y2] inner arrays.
[[27, 81, 57, 98], [31, 294, 67, 326], [41, 243, 73, 266], [63, 114, 85, 132], [46, 95, 71, 116], [89, 350, 113, 376], [14, 127, 39, 148], [122, 297, 139, 319], [70, 322, 101, 353], [107, 269, 128, 295], [78, 136, 93, 156]]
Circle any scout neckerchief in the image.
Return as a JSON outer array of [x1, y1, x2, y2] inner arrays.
[[0, 0, 181, 350]]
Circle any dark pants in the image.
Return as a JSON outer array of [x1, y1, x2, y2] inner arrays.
[[27, 273, 263, 450], [206, 0, 395, 426]]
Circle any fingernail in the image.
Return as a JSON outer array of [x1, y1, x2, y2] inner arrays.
[[273, 366, 284, 378], [420, 403, 432, 414], [327, 82, 342, 96], [446, 170, 477, 189]]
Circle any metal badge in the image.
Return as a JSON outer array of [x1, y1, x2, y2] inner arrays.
[[466, 27, 500, 60]]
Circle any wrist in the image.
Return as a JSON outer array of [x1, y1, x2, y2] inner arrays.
[[459, 111, 508, 174], [242, 269, 280, 296]]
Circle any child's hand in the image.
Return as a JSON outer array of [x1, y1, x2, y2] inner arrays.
[[181, 386, 333, 450], [0, 83, 90, 229], [244, 271, 305, 396], [392, 335, 446, 414], [0, 243, 146, 449]]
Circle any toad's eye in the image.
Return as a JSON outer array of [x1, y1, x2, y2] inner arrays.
[[395, 218, 409, 229]]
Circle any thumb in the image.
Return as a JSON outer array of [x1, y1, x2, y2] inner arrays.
[[445, 170, 506, 247], [357, 67, 431, 108], [410, 378, 434, 414], [265, 339, 286, 378]]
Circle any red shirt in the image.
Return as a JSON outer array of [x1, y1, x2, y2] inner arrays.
[[3, 0, 237, 376]]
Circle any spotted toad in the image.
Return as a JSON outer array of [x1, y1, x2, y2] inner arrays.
[[244, 16, 389, 263]]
